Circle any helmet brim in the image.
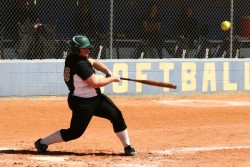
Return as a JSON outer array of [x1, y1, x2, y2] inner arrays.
[[79, 44, 93, 49]]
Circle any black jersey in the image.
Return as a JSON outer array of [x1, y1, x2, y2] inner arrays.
[[64, 53, 101, 97]]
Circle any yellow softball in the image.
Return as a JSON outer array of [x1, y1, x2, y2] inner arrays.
[[221, 21, 231, 31]]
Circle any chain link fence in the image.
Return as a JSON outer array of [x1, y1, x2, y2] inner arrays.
[[1, 0, 250, 59]]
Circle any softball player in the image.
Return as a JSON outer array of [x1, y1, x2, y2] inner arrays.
[[34, 35, 137, 156]]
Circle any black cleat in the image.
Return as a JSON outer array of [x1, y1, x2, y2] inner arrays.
[[124, 145, 138, 156], [34, 139, 48, 154]]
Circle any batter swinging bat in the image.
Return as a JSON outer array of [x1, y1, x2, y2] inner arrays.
[[120, 77, 177, 89]]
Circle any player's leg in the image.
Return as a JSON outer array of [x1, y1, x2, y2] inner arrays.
[[94, 94, 138, 156], [34, 95, 97, 154]]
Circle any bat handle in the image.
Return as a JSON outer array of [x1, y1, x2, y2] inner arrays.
[[120, 77, 131, 81]]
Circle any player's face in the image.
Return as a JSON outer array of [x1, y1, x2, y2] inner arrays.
[[79, 48, 90, 58]]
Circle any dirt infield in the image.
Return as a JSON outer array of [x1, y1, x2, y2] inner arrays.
[[0, 93, 250, 167]]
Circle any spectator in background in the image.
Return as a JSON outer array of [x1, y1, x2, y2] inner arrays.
[[74, 1, 94, 38], [13, 0, 54, 59], [2, 0, 37, 41], [175, 6, 199, 58], [135, 1, 163, 59], [2, 0, 17, 41], [14, 0, 41, 59], [92, 23, 106, 59], [74, 1, 106, 59], [216, 35, 242, 58]]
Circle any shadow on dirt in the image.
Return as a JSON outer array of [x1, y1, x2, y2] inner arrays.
[[0, 149, 124, 156]]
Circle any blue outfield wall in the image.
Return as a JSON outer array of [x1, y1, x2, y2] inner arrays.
[[0, 59, 250, 97]]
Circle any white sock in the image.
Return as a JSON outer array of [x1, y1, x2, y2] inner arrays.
[[115, 129, 131, 147], [40, 130, 64, 146]]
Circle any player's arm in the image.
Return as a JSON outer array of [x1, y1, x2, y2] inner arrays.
[[88, 58, 113, 77], [85, 74, 120, 88]]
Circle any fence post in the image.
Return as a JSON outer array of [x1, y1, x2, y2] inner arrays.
[[230, 0, 234, 58], [109, 0, 114, 59]]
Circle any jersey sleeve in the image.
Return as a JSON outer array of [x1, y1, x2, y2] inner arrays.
[[75, 60, 94, 80]]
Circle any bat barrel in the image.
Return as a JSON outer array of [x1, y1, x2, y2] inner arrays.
[[120, 77, 177, 89]]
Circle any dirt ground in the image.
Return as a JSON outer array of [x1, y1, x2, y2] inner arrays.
[[0, 93, 250, 167]]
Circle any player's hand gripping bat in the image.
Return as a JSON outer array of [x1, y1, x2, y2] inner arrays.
[[120, 77, 177, 89]]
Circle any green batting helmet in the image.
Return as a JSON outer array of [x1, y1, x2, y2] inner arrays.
[[72, 35, 92, 48]]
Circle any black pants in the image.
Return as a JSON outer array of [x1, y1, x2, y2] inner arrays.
[[60, 94, 127, 142]]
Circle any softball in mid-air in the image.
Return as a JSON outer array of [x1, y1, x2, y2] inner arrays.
[[221, 20, 231, 31]]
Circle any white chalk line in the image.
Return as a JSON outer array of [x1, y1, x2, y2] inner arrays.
[[151, 145, 250, 155], [157, 99, 250, 107], [31, 156, 69, 162], [0, 147, 18, 151], [30, 156, 88, 166]]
